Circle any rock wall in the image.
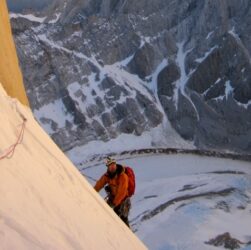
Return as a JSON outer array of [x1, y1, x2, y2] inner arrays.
[[10, 0, 251, 153]]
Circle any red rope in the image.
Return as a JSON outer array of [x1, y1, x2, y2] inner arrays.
[[0, 118, 27, 160]]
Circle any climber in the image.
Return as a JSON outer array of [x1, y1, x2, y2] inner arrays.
[[94, 157, 135, 227]]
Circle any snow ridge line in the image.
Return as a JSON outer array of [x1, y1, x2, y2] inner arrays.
[[79, 148, 251, 169], [140, 187, 235, 221]]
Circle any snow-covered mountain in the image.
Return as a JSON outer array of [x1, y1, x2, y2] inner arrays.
[[2, 2, 251, 249], [9, 0, 251, 155], [83, 153, 251, 250], [3, 0, 251, 249]]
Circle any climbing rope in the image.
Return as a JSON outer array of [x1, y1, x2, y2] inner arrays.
[[81, 173, 97, 182], [0, 101, 27, 160]]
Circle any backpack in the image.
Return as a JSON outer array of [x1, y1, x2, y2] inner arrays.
[[124, 166, 136, 197]]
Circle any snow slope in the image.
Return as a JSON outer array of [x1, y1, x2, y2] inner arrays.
[[0, 84, 146, 250], [83, 154, 251, 250]]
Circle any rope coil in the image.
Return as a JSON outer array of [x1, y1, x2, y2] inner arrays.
[[0, 101, 27, 160], [0, 119, 26, 160]]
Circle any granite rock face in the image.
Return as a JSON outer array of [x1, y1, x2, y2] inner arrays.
[[10, 0, 251, 152]]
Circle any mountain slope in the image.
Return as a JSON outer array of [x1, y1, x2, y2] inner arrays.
[[0, 84, 146, 250], [10, 0, 251, 154]]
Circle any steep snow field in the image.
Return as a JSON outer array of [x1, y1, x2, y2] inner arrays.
[[83, 154, 251, 250], [0, 85, 146, 250]]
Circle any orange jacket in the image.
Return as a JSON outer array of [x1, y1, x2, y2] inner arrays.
[[94, 168, 129, 207]]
